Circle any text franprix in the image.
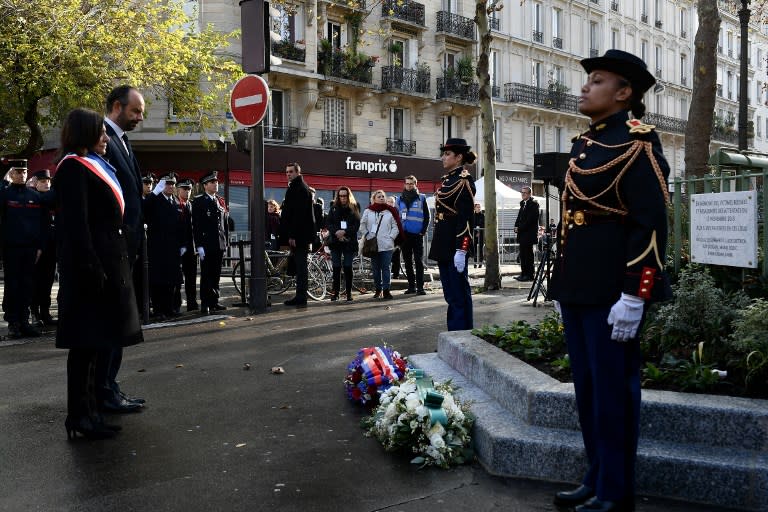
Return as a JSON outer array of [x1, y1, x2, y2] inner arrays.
[[345, 156, 398, 174]]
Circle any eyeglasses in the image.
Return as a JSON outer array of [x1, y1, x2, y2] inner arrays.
[[337, 194, 348, 197]]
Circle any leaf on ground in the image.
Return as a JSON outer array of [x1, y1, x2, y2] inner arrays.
[[271, 366, 285, 374], [235, 443, 246, 448]]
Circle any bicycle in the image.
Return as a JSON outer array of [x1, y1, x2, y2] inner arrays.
[[310, 242, 374, 295], [231, 249, 327, 301]]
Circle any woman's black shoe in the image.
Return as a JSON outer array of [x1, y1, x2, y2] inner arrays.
[[382, 290, 393, 300], [554, 485, 594, 507], [373, 289, 382, 299], [330, 292, 339, 302], [345, 293, 353, 301], [65, 416, 117, 441]]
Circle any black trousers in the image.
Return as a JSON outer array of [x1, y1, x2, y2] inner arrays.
[[200, 248, 224, 308], [181, 249, 198, 305], [291, 247, 308, 298], [473, 229, 484, 264], [68, 349, 100, 418], [151, 283, 178, 316], [2, 246, 36, 324], [400, 233, 425, 291], [32, 243, 56, 316], [519, 241, 535, 277]]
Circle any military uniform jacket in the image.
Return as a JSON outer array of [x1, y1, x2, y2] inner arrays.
[[0, 182, 49, 249], [428, 166, 475, 262], [192, 193, 229, 252], [549, 110, 671, 305], [144, 192, 185, 285]]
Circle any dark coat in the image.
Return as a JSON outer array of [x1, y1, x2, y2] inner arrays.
[[52, 154, 143, 349], [0, 182, 49, 249], [104, 123, 143, 260], [279, 174, 315, 247], [549, 110, 671, 305], [428, 167, 476, 262], [326, 204, 360, 253], [514, 198, 540, 246], [192, 193, 229, 252], [144, 192, 184, 285]]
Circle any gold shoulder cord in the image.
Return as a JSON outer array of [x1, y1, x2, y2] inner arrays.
[[436, 176, 473, 215]]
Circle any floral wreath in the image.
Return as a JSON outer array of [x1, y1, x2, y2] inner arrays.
[[344, 346, 409, 407]]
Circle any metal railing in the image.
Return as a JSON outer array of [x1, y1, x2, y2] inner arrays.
[[655, 68, 663, 78], [611, 1, 619, 11], [681, 30, 687, 39], [381, 0, 425, 26], [264, 125, 299, 143], [490, 17, 500, 31], [644, 112, 687, 134], [533, 30, 543, 43], [436, 11, 476, 40], [655, 20, 663, 28], [381, 65, 431, 94], [681, 76, 688, 86], [491, 84, 501, 98], [436, 75, 480, 102], [590, 48, 599, 58], [271, 40, 306, 62], [717, 84, 723, 96], [495, 148, 502, 161], [386, 138, 417, 154], [503, 82, 579, 113], [317, 49, 374, 83], [641, 13, 648, 23], [321, 131, 357, 150], [553, 37, 563, 49]]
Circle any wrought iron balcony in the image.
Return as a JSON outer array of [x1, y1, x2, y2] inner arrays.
[[436, 11, 476, 41], [553, 37, 563, 49], [436, 75, 479, 102], [590, 0, 599, 4], [386, 138, 416, 154], [264, 125, 299, 144], [322, 0, 367, 9], [381, 65, 431, 94], [681, 76, 687, 86], [712, 127, 739, 145], [655, 68, 662, 78], [533, 30, 543, 43], [321, 131, 357, 150], [590, 48, 599, 58], [718, 45, 723, 54], [271, 40, 306, 62], [611, 1, 619, 11], [681, 30, 687, 39], [495, 148, 502, 161], [492, 85, 501, 99], [655, 20, 663, 29], [381, 0, 425, 26], [641, 13, 648, 23], [502, 82, 579, 113], [490, 17, 500, 31], [317, 49, 374, 84], [716, 84, 723, 96], [644, 112, 687, 135]]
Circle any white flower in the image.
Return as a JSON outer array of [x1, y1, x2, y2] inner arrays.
[[425, 445, 442, 461], [415, 405, 428, 419], [429, 433, 446, 449], [384, 403, 397, 420], [400, 381, 417, 394], [428, 422, 446, 438], [405, 393, 420, 412]]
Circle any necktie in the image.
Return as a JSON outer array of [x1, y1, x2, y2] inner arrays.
[[121, 133, 131, 156]]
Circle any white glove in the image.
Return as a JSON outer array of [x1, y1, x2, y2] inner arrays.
[[152, 179, 166, 195], [607, 293, 645, 342], [454, 250, 467, 273], [553, 300, 562, 316], [180, 247, 187, 257], [197, 246, 205, 261]]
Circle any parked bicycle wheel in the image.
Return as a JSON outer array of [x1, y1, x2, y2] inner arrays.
[[351, 255, 373, 293], [306, 259, 327, 300], [231, 260, 249, 296]]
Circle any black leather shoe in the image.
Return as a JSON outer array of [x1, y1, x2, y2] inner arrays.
[[187, 302, 199, 312], [575, 496, 633, 512], [200, 307, 210, 316], [554, 485, 594, 507], [119, 391, 146, 405], [403, 288, 416, 295], [382, 290, 393, 300], [416, 290, 427, 295], [283, 296, 307, 306], [20, 323, 41, 337], [212, 303, 227, 311], [101, 397, 143, 413], [515, 275, 533, 282], [40, 314, 58, 326], [7, 323, 22, 339]]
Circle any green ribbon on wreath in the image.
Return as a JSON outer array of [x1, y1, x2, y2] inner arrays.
[[410, 369, 448, 427]]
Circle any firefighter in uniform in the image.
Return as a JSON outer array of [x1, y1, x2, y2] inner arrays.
[[176, 178, 198, 312], [427, 138, 476, 331], [31, 169, 58, 327], [192, 171, 229, 315], [549, 50, 671, 512]]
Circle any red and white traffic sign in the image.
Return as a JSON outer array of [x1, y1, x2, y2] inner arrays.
[[229, 74, 270, 127]]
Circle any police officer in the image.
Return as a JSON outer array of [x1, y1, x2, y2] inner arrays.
[[31, 169, 57, 327], [0, 159, 47, 338], [176, 178, 198, 312], [427, 138, 476, 331], [192, 171, 229, 315], [549, 50, 671, 512]]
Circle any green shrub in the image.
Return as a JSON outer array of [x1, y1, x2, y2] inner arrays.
[[728, 298, 768, 391]]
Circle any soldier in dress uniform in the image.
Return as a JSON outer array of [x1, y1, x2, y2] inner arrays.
[[31, 169, 58, 327], [192, 171, 229, 315], [176, 178, 198, 312], [549, 50, 671, 512], [427, 138, 476, 331], [144, 174, 184, 319]]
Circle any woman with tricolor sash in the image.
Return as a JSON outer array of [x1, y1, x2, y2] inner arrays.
[[54, 108, 143, 441]]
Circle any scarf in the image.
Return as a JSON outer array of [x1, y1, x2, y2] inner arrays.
[[400, 188, 419, 206], [367, 202, 405, 245]]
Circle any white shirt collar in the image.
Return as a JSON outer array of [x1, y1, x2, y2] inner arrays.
[[104, 117, 125, 139]]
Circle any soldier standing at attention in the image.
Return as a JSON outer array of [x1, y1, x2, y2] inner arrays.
[[192, 171, 229, 315], [549, 50, 671, 512], [427, 138, 476, 331]]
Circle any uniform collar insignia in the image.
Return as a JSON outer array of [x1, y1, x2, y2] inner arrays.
[[595, 123, 607, 131], [459, 169, 470, 178], [626, 118, 655, 134]]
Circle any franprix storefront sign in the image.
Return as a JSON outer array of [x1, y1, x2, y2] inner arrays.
[[344, 156, 399, 174], [690, 191, 758, 268]]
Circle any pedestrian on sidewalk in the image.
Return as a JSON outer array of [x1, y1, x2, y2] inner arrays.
[[428, 138, 476, 331], [279, 162, 315, 306], [326, 186, 360, 301], [472, 203, 485, 269], [514, 186, 538, 281], [396, 176, 430, 294], [360, 190, 403, 300], [549, 50, 671, 512]]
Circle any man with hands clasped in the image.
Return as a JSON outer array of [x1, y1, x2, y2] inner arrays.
[[427, 138, 476, 331], [548, 50, 671, 512], [192, 171, 229, 316]]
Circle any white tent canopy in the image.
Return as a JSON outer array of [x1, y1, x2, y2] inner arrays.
[[473, 177, 522, 209]]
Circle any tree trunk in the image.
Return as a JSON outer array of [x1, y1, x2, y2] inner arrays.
[[475, 1, 501, 290], [684, 0, 720, 177], [21, 99, 43, 159]]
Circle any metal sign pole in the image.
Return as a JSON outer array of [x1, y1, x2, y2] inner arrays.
[[249, 122, 267, 312]]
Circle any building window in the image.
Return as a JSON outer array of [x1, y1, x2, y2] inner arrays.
[[679, 8, 687, 38], [324, 97, 346, 133], [494, 119, 502, 161], [757, 116, 762, 138], [589, 22, 599, 56], [680, 54, 687, 85], [327, 21, 342, 49], [612, 29, 619, 49], [532, 61, 543, 88], [267, 90, 285, 131], [555, 127, 563, 152], [655, 45, 662, 77], [680, 97, 687, 120], [443, 115, 456, 141], [533, 125, 542, 154], [641, 40, 648, 62]]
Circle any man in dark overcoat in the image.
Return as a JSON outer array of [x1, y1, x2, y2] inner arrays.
[[100, 84, 146, 412], [514, 186, 539, 281], [192, 171, 229, 315], [144, 175, 184, 319], [279, 162, 315, 306]]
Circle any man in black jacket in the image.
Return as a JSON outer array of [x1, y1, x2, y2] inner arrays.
[[279, 163, 315, 306], [514, 186, 540, 281]]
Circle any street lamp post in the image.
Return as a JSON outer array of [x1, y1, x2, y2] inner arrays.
[[738, 0, 750, 151]]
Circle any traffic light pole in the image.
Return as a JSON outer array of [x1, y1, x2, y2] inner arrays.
[[249, 123, 267, 312]]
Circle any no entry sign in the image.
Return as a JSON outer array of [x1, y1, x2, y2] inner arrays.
[[229, 75, 270, 127]]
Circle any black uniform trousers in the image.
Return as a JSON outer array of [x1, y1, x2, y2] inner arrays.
[[32, 242, 57, 317], [438, 257, 473, 331], [200, 248, 224, 308], [291, 247, 309, 298], [400, 232, 425, 291], [2, 247, 37, 324], [473, 228, 484, 265], [519, 240, 535, 277], [182, 249, 198, 306]]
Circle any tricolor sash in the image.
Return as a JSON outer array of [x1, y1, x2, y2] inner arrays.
[[57, 154, 125, 217]]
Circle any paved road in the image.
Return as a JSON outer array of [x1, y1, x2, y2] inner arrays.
[[0, 283, 737, 511]]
